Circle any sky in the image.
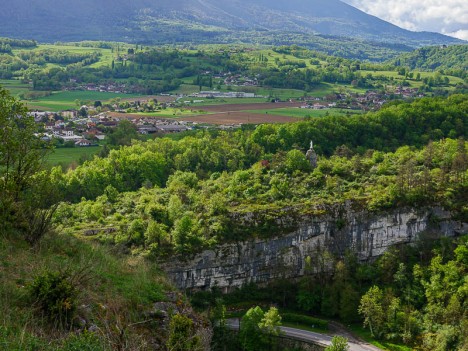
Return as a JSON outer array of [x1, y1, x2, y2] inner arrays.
[[342, 0, 468, 40]]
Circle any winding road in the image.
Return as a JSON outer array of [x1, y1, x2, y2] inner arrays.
[[227, 319, 382, 351]]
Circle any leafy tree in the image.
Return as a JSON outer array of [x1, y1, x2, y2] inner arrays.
[[239, 306, 282, 351], [325, 336, 349, 351], [107, 120, 139, 146], [0, 87, 56, 244], [359, 286, 385, 338], [285, 149, 311, 173], [239, 306, 266, 351], [259, 307, 282, 349]]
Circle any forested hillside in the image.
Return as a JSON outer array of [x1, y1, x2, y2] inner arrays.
[[391, 45, 468, 79], [205, 235, 468, 351]]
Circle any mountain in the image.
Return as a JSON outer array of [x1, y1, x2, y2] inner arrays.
[[0, 0, 463, 47]]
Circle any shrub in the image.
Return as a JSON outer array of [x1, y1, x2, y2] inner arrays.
[[28, 271, 78, 327], [281, 313, 328, 330]]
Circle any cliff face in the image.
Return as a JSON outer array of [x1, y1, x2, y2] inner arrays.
[[164, 207, 467, 291]]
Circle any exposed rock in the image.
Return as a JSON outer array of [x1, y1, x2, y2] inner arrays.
[[164, 206, 467, 291]]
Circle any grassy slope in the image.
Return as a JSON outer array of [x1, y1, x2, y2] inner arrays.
[[0, 233, 172, 350], [0, 79, 30, 98]]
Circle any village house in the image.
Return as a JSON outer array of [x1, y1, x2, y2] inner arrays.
[[61, 110, 77, 119], [62, 129, 74, 137], [158, 124, 189, 133], [45, 122, 55, 130], [75, 139, 93, 147]]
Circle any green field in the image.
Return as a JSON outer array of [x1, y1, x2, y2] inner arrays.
[[47, 146, 101, 166], [25, 90, 140, 111], [0, 79, 31, 98], [360, 70, 464, 88], [12, 44, 115, 69]]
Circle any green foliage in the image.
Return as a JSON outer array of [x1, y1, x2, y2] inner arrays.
[[56, 134, 468, 257], [28, 271, 78, 327], [167, 314, 202, 351], [107, 120, 139, 146], [61, 331, 106, 351], [239, 306, 267, 351], [259, 307, 282, 336], [359, 286, 386, 338], [325, 336, 349, 351], [281, 313, 328, 330], [1, 232, 173, 350], [0, 87, 56, 244], [391, 45, 468, 79]]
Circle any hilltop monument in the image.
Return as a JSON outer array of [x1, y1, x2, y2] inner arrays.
[[306, 141, 318, 168]]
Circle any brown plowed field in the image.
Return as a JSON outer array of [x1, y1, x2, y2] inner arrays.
[[197, 101, 302, 112], [182, 112, 297, 125]]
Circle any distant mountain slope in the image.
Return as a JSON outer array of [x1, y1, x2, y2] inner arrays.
[[390, 45, 468, 74], [0, 0, 463, 47]]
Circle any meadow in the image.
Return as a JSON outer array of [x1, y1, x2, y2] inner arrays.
[[46, 146, 101, 166], [0, 79, 31, 98], [25, 91, 140, 111]]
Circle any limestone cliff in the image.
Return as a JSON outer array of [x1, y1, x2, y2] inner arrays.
[[164, 206, 467, 291]]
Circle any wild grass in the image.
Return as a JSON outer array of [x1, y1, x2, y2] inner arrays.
[[0, 232, 172, 350]]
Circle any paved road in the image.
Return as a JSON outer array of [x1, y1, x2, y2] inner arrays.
[[227, 319, 382, 351]]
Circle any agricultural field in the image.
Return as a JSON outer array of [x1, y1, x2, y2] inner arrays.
[[181, 111, 297, 125], [0, 79, 30, 98], [109, 108, 206, 118], [194, 101, 303, 112], [242, 107, 357, 118], [11, 43, 115, 68], [25, 90, 140, 111]]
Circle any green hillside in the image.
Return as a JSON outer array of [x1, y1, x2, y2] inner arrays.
[[390, 45, 468, 78]]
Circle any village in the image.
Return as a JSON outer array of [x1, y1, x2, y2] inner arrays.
[[30, 85, 425, 148]]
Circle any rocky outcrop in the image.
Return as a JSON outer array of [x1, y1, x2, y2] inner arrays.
[[164, 207, 467, 291]]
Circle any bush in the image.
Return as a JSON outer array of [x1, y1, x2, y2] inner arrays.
[[28, 271, 78, 327], [61, 331, 106, 351], [281, 313, 328, 330]]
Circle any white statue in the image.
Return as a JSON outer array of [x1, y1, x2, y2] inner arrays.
[[306, 141, 317, 168]]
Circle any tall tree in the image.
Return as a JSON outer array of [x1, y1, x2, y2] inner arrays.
[[0, 87, 56, 243], [358, 286, 385, 338]]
